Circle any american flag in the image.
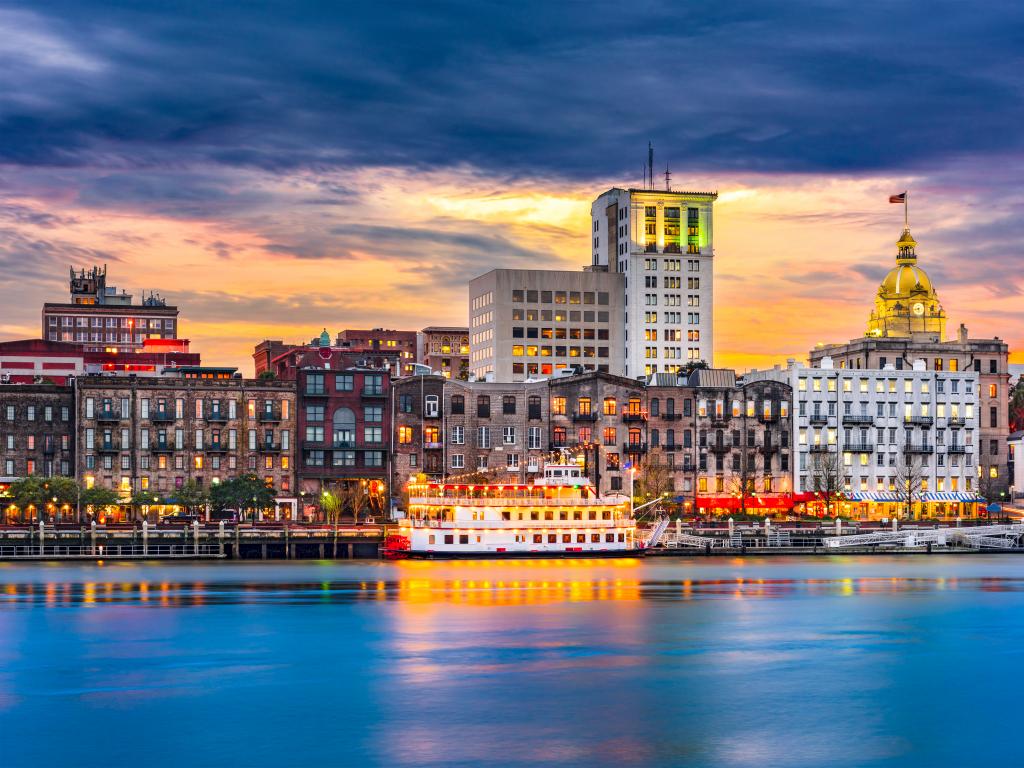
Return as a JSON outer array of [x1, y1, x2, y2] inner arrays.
[[889, 192, 907, 204]]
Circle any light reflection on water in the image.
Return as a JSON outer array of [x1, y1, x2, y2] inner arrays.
[[1, 556, 1023, 768]]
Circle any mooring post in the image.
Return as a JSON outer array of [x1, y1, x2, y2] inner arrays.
[[142, 520, 148, 556], [90, 520, 97, 557], [218, 520, 225, 557], [193, 519, 199, 556], [38, 519, 45, 557]]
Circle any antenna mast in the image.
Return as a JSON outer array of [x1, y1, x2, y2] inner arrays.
[[647, 142, 654, 189]]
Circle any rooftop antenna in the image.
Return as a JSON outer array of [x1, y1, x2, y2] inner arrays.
[[664, 165, 672, 191], [648, 142, 654, 189]]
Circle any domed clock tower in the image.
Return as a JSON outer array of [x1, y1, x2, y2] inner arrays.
[[866, 227, 946, 340]]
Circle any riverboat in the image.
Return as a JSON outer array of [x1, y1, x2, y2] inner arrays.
[[385, 464, 645, 559]]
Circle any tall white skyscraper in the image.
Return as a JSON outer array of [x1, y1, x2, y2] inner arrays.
[[590, 186, 716, 378]]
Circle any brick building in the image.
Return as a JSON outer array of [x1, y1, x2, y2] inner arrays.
[[268, 346, 394, 515], [74, 376, 297, 518], [0, 385, 76, 510], [336, 328, 418, 376], [418, 326, 469, 380], [391, 375, 551, 490]]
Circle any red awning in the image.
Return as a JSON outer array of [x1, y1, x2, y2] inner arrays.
[[696, 495, 795, 510]]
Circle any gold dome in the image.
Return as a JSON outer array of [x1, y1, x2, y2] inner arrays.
[[866, 226, 946, 340], [879, 263, 933, 298]]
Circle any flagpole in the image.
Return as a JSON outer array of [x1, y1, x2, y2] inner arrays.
[[904, 190, 909, 229]]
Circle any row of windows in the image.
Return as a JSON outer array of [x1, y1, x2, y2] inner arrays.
[[304, 450, 385, 467], [512, 326, 611, 340], [1, 405, 70, 422], [48, 316, 174, 329], [1, 434, 71, 451], [304, 373, 384, 396], [4, 459, 70, 476], [84, 428, 289, 451], [511, 290, 611, 305], [511, 308, 611, 324], [82, 397, 288, 420], [83, 453, 289, 472], [511, 345, 610, 359]]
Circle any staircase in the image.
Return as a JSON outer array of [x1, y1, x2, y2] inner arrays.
[[643, 517, 671, 549]]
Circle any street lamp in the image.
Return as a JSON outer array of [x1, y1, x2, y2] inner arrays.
[[51, 496, 57, 525]]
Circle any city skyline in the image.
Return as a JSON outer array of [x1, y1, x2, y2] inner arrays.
[[1, 3, 1022, 372]]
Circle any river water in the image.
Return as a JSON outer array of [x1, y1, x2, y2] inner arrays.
[[1, 556, 1022, 767]]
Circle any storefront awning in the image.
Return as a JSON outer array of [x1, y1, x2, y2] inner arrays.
[[696, 495, 795, 509], [847, 492, 899, 502], [922, 492, 982, 502]]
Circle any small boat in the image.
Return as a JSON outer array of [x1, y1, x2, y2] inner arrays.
[[384, 464, 646, 559]]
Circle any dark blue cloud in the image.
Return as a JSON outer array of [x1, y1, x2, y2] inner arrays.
[[1, 1, 1022, 179]]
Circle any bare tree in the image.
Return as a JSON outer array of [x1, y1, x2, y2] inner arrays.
[[811, 449, 844, 519], [636, 447, 673, 514], [893, 456, 924, 520], [320, 490, 343, 524], [341, 482, 370, 524]]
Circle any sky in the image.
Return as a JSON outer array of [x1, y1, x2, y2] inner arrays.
[[1, 1, 1023, 374]]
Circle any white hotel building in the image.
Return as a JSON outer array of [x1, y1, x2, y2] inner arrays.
[[757, 357, 981, 518], [590, 187, 717, 377]]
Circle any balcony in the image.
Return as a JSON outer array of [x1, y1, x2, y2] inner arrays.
[[904, 444, 934, 454], [663, 443, 680, 452], [623, 442, 648, 454], [42, 444, 55, 455], [644, 243, 658, 253], [809, 444, 833, 453], [808, 413, 829, 425], [844, 443, 874, 453], [424, 441, 443, 450], [96, 409, 120, 422], [662, 243, 682, 254], [661, 412, 683, 421], [708, 442, 732, 454], [258, 409, 281, 422], [97, 441, 119, 453], [207, 411, 228, 423], [842, 413, 875, 425], [622, 412, 647, 423], [946, 445, 969, 454], [258, 441, 281, 453], [572, 411, 598, 422], [904, 415, 934, 427], [150, 442, 173, 453], [757, 412, 779, 423], [946, 417, 967, 427], [206, 442, 228, 453], [332, 439, 356, 449], [303, 388, 327, 398], [152, 410, 175, 422], [361, 388, 386, 399]]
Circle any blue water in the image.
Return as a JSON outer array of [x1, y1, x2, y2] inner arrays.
[[0, 556, 1022, 768]]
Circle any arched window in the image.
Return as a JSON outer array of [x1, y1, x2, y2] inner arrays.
[[333, 407, 356, 447]]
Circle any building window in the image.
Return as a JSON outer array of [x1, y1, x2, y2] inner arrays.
[[451, 395, 465, 415]]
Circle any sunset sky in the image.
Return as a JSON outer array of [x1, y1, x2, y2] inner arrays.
[[2, 2, 1022, 374]]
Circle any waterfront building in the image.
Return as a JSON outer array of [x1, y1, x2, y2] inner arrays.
[[810, 224, 1010, 498], [74, 376, 297, 520], [547, 371, 648, 496], [267, 346, 393, 517], [42, 266, 180, 353], [590, 186, 717, 376], [391, 374, 550, 489], [468, 268, 625, 382], [766, 357, 981, 519], [418, 326, 469, 380], [0, 385, 75, 509], [691, 369, 793, 514]]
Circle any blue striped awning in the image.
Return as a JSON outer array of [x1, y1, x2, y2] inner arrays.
[[922, 492, 983, 502], [847, 492, 900, 502]]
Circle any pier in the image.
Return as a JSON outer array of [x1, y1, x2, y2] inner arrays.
[[0, 522, 385, 561]]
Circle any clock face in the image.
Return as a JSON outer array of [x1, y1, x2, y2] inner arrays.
[[912, 302, 925, 316]]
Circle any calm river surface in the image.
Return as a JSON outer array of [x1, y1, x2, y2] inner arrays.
[[1, 556, 1022, 767]]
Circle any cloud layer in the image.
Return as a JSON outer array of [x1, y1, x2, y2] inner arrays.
[[0, 3, 1022, 370]]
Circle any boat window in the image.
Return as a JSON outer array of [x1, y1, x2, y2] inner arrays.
[[444, 535, 454, 544], [562, 534, 572, 543], [576, 534, 586, 543], [548, 534, 557, 543], [544, 511, 553, 520], [459, 534, 469, 544]]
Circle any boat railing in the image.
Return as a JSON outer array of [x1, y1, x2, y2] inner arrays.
[[402, 518, 635, 529], [408, 496, 620, 507]]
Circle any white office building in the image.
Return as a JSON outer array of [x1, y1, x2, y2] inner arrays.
[[590, 186, 717, 377]]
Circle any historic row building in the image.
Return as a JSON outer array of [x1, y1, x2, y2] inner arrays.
[[390, 369, 793, 514], [74, 375, 297, 515], [0, 385, 76, 495]]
